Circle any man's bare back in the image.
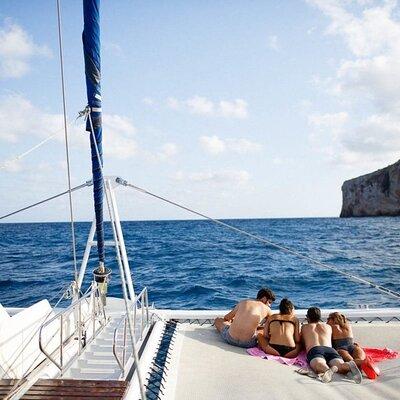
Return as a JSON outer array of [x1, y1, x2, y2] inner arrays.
[[302, 322, 332, 352], [214, 288, 275, 348], [301, 307, 362, 383], [228, 299, 271, 341]]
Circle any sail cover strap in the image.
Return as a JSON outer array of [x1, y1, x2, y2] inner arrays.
[[83, 0, 104, 263]]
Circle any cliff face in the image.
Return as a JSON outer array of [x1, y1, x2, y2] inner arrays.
[[340, 160, 400, 217]]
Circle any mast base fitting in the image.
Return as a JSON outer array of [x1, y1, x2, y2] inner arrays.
[[93, 266, 111, 306], [93, 266, 111, 283]]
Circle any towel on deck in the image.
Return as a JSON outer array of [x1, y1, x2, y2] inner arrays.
[[247, 347, 308, 368], [247, 346, 399, 367], [364, 347, 399, 363]]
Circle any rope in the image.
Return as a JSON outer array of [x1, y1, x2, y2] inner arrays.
[[87, 112, 147, 400], [0, 181, 91, 221], [117, 178, 400, 301], [0, 134, 57, 171], [57, 0, 78, 282]]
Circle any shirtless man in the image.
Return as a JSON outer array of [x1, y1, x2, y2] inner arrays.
[[214, 288, 275, 348], [302, 307, 362, 383]]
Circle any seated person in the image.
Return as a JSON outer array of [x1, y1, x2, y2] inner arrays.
[[214, 288, 275, 348], [257, 298, 301, 358], [328, 312, 378, 378], [302, 307, 362, 383]]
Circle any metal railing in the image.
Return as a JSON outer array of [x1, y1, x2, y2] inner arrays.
[[113, 287, 150, 372], [38, 283, 107, 374]]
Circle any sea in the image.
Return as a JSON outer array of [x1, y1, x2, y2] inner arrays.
[[0, 218, 399, 310]]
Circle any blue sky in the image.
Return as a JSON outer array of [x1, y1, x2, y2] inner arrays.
[[1, 0, 399, 222]]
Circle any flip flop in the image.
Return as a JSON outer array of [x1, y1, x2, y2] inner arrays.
[[361, 356, 380, 380], [296, 368, 317, 378], [349, 360, 363, 384], [318, 366, 338, 383]]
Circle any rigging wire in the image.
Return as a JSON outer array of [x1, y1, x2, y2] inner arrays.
[[0, 182, 91, 221], [0, 116, 83, 171], [56, 0, 78, 282], [117, 178, 400, 301], [0, 133, 58, 171]]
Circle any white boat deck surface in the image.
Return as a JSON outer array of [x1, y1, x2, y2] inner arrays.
[[169, 323, 400, 400]]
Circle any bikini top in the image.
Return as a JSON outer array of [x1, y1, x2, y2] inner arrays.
[[269, 319, 296, 326]]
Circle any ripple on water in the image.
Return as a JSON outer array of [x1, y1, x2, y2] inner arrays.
[[0, 218, 399, 309]]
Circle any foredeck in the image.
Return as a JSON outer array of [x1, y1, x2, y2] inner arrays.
[[2, 302, 399, 399], [159, 322, 400, 400]]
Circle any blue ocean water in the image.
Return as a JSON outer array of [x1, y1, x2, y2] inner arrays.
[[0, 218, 399, 310]]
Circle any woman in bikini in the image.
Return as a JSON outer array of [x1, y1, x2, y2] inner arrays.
[[327, 312, 379, 379], [257, 298, 301, 358]]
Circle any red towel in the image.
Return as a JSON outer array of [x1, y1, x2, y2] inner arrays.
[[364, 347, 399, 363]]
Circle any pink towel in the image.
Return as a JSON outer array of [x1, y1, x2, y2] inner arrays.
[[247, 347, 308, 368]]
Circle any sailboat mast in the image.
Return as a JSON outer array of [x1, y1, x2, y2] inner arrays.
[[82, 0, 105, 269]]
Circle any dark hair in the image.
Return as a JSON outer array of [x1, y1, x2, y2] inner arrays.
[[279, 298, 294, 315], [256, 288, 276, 302], [306, 307, 321, 323]]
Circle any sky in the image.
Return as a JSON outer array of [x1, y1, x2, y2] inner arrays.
[[1, 0, 400, 222]]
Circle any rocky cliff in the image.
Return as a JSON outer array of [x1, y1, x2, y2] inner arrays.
[[340, 160, 400, 217]]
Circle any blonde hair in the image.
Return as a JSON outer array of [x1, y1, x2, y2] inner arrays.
[[328, 312, 348, 328]]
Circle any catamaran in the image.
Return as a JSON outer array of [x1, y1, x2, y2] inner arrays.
[[0, 1, 399, 399]]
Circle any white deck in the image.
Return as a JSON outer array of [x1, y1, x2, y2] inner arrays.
[[3, 299, 400, 399], [168, 323, 400, 400]]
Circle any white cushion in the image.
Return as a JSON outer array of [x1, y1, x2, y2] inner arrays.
[[0, 299, 55, 378], [0, 304, 10, 323]]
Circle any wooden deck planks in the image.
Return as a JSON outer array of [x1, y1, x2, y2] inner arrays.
[[0, 379, 128, 399]]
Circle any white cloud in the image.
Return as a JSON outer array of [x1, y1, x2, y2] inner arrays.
[[306, 0, 400, 166], [166, 97, 180, 110], [0, 159, 23, 172], [186, 96, 214, 115], [267, 35, 279, 51], [165, 96, 248, 119], [174, 169, 250, 186], [142, 142, 179, 163], [344, 113, 400, 156], [226, 138, 262, 153], [0, 93, 64, 142], [199, 135, 261, 155], [308, 112, 348, 135], [143, 97, 154, 106], [199, 135, 226, 154], [102, 114, 138, 160], [104, 41, 122, 56], [307, 27, 316, 35], [308, 0, 400, 57], [219, 99, 248, 119], [0, 20, 51, 79], [0, 94, 141, 169], [154, 142, 178, 161]]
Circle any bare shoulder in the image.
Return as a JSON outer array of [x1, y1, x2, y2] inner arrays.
[[263, 303, 272, 315], [322, 322, 332, 333], [267, 311, 278, 321], [237, 299, 248, 307]]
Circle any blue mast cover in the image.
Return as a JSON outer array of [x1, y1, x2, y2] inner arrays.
[[83, 0, 105, 263]]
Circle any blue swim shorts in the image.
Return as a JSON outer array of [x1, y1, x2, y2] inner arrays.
[[220, 326, 257, 348]]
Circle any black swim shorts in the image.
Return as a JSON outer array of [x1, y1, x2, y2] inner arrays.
[[307, 346, 343, 364]]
